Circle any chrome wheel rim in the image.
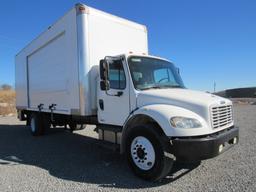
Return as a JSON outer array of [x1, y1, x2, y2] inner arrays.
[[130, 136, 155, 170]]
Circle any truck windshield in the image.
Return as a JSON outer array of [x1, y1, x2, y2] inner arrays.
[[128, 56, 185, 90]]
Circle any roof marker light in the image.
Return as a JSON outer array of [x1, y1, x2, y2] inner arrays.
[[75, 4, 89, 15]]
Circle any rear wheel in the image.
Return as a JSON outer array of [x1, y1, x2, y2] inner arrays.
[[30, 113, 45, 136], [126, 124, 175, 181]]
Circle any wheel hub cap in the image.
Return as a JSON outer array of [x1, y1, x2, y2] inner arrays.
[[136, 148, 145, 159], [130, 136, 155, 170]]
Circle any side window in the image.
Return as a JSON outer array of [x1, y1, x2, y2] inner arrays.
[[109, 60, 126, 89]]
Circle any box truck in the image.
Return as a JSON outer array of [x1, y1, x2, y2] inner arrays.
[[15, 3, 239, 181]]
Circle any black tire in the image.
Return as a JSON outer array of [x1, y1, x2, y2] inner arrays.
[[126, 124, 175, 181], [68, 122, 86, 131], [29, 113, 45, 136]]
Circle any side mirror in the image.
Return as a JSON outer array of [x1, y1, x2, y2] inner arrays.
[[100, 59, 109, 80], [100, 59, 110, 91], [100, 80, 110, 91]]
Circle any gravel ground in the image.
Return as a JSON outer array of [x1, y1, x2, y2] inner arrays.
[[0, 104, 255, 192]]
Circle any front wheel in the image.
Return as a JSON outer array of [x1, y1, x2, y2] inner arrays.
[[126, 124, 175, 181]]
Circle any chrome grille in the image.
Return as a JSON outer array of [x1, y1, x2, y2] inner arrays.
[[211, 105, 233, 129]]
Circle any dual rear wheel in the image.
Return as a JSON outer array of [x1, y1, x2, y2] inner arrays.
[[28, 112, 85, 136], [29, 113, 51, 136]]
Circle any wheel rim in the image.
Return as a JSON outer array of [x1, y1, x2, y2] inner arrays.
[[30, 117, 36, 132], [130, 136, 155, 170]]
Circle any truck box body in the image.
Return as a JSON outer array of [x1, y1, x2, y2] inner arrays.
[[15, 5, 148, 116]]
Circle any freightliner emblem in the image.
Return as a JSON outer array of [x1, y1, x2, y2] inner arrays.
[[220, 101, 226, 105]]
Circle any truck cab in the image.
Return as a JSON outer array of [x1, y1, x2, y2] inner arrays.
[[97, 53, 238, 180], [98, 54, 184, 126]]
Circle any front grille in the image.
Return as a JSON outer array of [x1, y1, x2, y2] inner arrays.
[[211, 105, 233, 129]]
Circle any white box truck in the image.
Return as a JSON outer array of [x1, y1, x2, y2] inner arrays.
[[15, 3, 239, 181]]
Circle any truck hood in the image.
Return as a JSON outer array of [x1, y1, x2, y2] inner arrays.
[[136, 88, 232, 123]]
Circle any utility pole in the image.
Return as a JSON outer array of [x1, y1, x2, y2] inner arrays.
[[213, 81, 216, 93]]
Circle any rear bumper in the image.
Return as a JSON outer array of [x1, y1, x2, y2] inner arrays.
[[170, 126, 239, 161]]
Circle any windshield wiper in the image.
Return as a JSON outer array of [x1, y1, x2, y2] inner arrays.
[[168, 85, 182, 88], [140, 84, 183, 90], [139, 85, 162, 90]]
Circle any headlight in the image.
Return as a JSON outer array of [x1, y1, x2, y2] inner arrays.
[[170, 116, 202, 129]]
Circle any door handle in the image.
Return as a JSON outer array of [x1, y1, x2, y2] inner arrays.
[[99, 99, 104, 110], [116, 91, 123, 97]]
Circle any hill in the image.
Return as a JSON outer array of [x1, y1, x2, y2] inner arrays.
[[215, 87, 256, 98], [214, 87, 256, 105], [0, 89, 16, 116]]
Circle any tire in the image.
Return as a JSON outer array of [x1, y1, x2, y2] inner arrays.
[[126, 124, 175, 181], [68, 122, 86, 131], [30, 113, 45, 136]]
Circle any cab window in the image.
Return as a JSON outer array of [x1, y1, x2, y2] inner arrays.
[[109, 60, 126, 89]]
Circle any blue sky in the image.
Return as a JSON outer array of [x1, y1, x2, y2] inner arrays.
[[0, 0, 255, 91]]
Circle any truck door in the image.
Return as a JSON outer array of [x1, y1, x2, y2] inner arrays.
[[97, 56, 130, 126]]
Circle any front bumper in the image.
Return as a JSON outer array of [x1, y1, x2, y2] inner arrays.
[[170, 126, 239, 161]]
